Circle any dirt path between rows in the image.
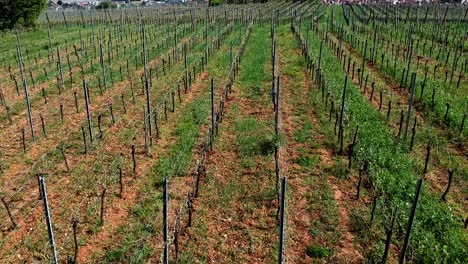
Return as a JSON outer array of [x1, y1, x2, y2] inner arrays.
[[278, 36, 363, 262]]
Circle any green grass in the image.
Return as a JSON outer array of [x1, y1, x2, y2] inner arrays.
[[100, 23, 242, 263], [306, 244, 332, 258], [1, 3, 466, 263], [236, 117, 275, 154], [329, 7, 467, 140], [276, 23, 342, 258], [179, 24, 278, 263], [299, 18, 468, 263], [153, 96, 210, 179]]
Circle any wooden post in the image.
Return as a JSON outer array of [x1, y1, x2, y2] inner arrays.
[[404, 36, 413, 88], [81, 125, 87, 154], [404, 73, 416, 140], [154, 112, 159, 140], [60, 147, 70, 173], [187, 191, 193, 227], [397, 110, 405, 139], [83, 80, 93, 142], [171, 92, 175, 112], [42, 87, 47, 104], [275, 75, 281, 195], [21, 128, 26, 153], [318, 41, 323, 71], [339, 75, 348, 155], [443, 103, 450, 124], [109, 103, 115, 125], [121, 94, 127, 114], [15, 31, 35, 141], [359, 39, 367, 89], [98, 78, 103, 96], [364, 74, 368, 93], [460, 113, 466, 134], [60, 104, 64, 124], [230, 41, 233, 70], [141, 20, 153, 146], [278, 177, 286, 264], [74, 91, 79, 113], [72, 219, 79, 264], [56, 47, 65, 91], [184, 43, 188, 93], [423, 145, 431, 175], [379, 90, 383, 111], [275, 76, 281, 140], [98, 114, 103, 139], [118, 165, 123, 198], [177, 84, 181, 103], [129, 77, 135, 104], [382, 208, 398, 264], [441, 169, 454, 201], [29, 70, 35, 89], [13, 75, 20, 96], [131, 145, 136, 174], [38, 176, 59, 264], [100, 187, 107, 226], [210, 78, 215, 150], [163, 178, 169, 264], [400, 179, 423, 264], [400, 68, 406, 89], [1, 197, 17, 229], [409, 117, 417, 151], [348, 125, 359, 169], [99, 44, 107, 90], [386, 101, 392, 124], [431, 87, 436, 107], [174, 214, 181, 262], [144, 107, 149, 154], [40, 114, 47, 138]]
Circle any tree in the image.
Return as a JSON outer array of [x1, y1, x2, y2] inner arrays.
[[0, 0, 47, 31], [96, 1, 112, 9]]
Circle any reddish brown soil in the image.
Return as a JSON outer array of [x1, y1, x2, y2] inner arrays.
[[76, 70, 211, 262], [277, 37, 364, 263], [178, 61, 278, 263]]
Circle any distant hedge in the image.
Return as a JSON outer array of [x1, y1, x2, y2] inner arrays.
[[0, 0, 47, 31]]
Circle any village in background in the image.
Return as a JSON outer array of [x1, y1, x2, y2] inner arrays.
[[47, 0, 468, 11], [47, 0, 209, 10]]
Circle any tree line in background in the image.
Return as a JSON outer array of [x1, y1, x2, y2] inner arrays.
[[0, 0, 47, 31], [0, 0, 273, 30]]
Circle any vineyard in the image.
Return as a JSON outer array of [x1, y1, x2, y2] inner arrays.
[[0, 1, 466, 263]]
